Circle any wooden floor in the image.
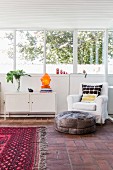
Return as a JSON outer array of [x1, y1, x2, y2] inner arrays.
[[0, 117, 54, 126], [0, 118, 113, 170]]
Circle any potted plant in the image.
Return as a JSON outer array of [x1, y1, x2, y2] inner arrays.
[[6, 70, 31, 92]]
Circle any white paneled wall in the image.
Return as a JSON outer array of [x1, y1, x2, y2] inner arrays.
[[0, 74, 113, 116]]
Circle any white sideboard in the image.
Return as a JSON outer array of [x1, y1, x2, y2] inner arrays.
[[4, 92, 56, 119]]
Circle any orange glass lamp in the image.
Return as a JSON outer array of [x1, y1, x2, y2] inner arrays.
[[41, 73, 51, 89]]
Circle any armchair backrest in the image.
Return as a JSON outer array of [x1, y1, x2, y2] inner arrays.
[[79, 82, 108, 96]]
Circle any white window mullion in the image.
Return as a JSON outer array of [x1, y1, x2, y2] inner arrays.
[[43, 30, 46, 74], [13, 30, 16, 70], [73, 30, 78, 73], [103, 29, 108, 82], [96, 40, 99, 64]]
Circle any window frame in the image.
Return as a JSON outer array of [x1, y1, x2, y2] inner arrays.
[[0, 28, 109, 79]]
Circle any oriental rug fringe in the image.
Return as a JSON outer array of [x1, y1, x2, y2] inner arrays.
[[0, 127, 47, 170]]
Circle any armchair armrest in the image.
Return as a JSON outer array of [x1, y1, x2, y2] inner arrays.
[[95, 95, 108, 115], [95, 95, 108, 104], [67, 94, 82, 111]]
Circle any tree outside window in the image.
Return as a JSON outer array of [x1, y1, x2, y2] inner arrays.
[[0, 31, 14, 73], [16, 30, 44, 73], [108, 31, 113, 74], [77, 31, 103, 74], [46, 31, 73, 74]]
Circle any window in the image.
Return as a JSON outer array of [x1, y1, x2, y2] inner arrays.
[[108, 31, 113, 74], [77, 31, 104, 74], [46, 31, 73, 74], [16, 30, 44, 73], [0, 29, 109, 75], [0, 31, 14, 73]]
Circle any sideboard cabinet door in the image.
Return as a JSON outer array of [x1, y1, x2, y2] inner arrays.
[[30, 93, 56, 113], [5, 93, 29, 112]]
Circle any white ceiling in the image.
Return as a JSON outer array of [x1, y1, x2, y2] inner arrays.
[[0, 0, 113, 29]]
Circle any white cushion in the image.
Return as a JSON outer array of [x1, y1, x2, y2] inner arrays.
[[79, 82, 108, 96], [73, 102, 96, 111]]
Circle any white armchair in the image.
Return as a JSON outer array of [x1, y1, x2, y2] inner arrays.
[[67, 82, 108, 124]]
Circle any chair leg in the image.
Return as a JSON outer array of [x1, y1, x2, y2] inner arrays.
[[101, 116, 103, 126]]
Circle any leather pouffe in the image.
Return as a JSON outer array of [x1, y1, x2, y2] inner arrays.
[[55, 111, 96, 134]]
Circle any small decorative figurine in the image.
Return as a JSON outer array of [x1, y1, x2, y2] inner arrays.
[[60, 69, 63, 74], [83, 70, 87, 78], [28, 88, 33, 92], [41, 73, 51, 89], [56, 68, 59, 74]]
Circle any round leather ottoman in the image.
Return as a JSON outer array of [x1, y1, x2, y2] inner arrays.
[[55, 111, 96, 134]]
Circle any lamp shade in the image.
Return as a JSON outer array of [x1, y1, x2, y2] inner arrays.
[[41, 73, 51, 89]]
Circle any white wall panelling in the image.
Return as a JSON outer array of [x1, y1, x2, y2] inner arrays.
[[0, 74, 113, 117]]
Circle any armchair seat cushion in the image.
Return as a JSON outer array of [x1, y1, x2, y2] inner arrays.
[[73, 102, 96, 111]]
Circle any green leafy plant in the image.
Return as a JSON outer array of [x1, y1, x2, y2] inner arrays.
[[6, 70, 31, 91]]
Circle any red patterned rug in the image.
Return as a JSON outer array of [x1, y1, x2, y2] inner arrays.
[[0, 127, 47, 170]]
